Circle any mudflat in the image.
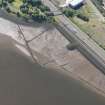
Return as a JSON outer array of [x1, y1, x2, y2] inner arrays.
[[0, 34, 105, 105]]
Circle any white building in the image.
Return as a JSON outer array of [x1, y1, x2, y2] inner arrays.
[[70, 0, 84, 8], [60, 0, 84, 8]]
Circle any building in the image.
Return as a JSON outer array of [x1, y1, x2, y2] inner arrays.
[[59, 0, 84, 9], [69, 0, 84, 9]]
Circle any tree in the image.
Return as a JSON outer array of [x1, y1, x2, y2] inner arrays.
[[6, 6, 11, 13], [20, 4, 29, 14], [8, 0, 15, 3], [17, 12, 21, 17], [39, 5, 50, 12], [26, 0, 42, 6], [63, 8, 75, 17], [77, 13, 89, 22], [2, 0, 7, 7]]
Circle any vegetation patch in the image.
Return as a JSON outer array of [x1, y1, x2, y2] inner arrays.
[[0, 0, 55, 23], [62, 7, 89, 22]]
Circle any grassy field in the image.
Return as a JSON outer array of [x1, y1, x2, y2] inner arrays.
[[91, 0, 105, 16], [71, 0, 105, 47], [56, 0, 105, 49]]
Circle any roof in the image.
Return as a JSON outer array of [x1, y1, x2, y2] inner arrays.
[[69, 0, 84, 7], [66, 0, 72, 4], [59, 0, 84, 8]]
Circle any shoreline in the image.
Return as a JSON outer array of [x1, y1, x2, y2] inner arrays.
[[0, 35, 105, 104], [1, 9, 105, 99], [59, 67, 105, 99], [1, 32, 105, 101]]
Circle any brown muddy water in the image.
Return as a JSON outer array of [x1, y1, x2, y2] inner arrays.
[[0, 34, 105, 105]]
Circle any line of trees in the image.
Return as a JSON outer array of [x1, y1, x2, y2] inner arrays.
[[63, 8, 89, 22]]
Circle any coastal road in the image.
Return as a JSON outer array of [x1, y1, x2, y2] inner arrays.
[[43, 0, 105, 72]]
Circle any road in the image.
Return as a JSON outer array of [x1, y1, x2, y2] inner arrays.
[[42, 0, 105, 73]]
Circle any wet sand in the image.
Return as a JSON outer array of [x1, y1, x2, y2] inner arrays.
[[0, 34, 105, 105]]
